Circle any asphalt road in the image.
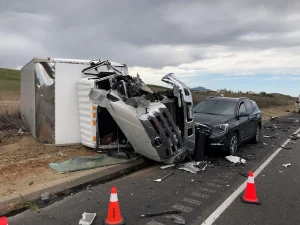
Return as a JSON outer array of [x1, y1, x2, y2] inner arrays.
[[8, 113, 300, 225]]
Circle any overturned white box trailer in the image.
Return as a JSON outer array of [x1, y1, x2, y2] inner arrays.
[[20, 57, 127, 144], [21, 57, 195, 164], [77, 60, 195, 164]]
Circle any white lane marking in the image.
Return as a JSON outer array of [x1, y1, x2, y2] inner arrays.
[[197, 127, 300, 225], [207, 183, 223, 188], [172, 204, 194, 212], [183, 198, 202, 205], [192, 192, 210, 199], [198, 187, 216, 193]]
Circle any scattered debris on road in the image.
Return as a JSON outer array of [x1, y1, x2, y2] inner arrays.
[[281, 146, 292, 150], [239, 172, 248, 177], [140, 210, 182, 218], [290, 134, 300, 140], [49, 154, 137, 173], [160, 164, 175, 170], [40, 192, 50, 202], [154, 173, 174, 182], [263, 135, 271, 138], [146, 219, 165, 225], [178, 161, 207, 174], [279, 171, 284, 173], [28, 180, 33, 186], [282, 163, 291, 167], [225, 155, 246, 164], [79, 212, 96, 225], [166, 214, 186, 224]]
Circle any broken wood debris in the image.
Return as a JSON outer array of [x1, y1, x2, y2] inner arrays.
[[140, 210, 182, 218]]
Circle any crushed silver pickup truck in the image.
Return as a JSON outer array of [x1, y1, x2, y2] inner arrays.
[[78, 60, 195, 164]]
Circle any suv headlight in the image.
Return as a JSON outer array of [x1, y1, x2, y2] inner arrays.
[[212, 123, 229, 135]]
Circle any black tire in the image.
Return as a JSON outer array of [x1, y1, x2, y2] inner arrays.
[[228, 133, 239, 155], [252, 125, 261, 144]]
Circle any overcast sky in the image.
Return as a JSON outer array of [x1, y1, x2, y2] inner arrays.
[[1, 0, 300, 96]]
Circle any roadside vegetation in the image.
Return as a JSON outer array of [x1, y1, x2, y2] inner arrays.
[[148, 85, 296, 108]]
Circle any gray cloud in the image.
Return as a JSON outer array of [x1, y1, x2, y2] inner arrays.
[[0, 0, 300, 68]]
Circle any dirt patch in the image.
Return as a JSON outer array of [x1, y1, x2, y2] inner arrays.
[[261, 105, 295, 121], [0, 131, 98, 201]]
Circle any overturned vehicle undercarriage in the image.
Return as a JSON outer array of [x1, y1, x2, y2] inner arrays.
[[78, 60, 195, 164]]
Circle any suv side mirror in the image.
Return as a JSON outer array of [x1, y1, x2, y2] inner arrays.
[[239, 112, 249, 117]]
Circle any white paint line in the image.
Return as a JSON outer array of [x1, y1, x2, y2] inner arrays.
[[183, 198, 202, 205], [172, 204, 194, 212], [192, 192, 210, 199], [198, 127, 300, 225], [198, 187, 216, 193], [207, 183, 223, 188]]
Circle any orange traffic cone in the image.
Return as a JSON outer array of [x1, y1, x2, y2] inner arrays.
[[0, 217, 8, 225], [241, 171, 261, 204], [105, 186, 125, 225]]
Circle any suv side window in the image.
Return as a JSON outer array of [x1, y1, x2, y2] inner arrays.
[[239, 102, 247, 114], [245, 101, 254, 113]]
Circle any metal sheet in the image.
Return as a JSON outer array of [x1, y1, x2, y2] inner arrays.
[[34, 62, 55, 144]]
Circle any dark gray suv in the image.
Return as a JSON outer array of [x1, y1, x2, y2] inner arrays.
[[193, 96, 262, 155]]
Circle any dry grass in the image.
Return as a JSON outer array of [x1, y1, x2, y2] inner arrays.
[[148, 85, 296, 109], [0, 104, 29, 132]]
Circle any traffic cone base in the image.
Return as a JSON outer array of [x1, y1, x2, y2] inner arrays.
[[241, 171, 261, 205], [241, 196, 261, 205], [105, 186, 126, 225]]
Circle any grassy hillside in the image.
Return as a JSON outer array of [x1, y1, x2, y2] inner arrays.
[[0, 68, 20, 96], [0, 70, 296, 109], [148, 84, 296, 109]]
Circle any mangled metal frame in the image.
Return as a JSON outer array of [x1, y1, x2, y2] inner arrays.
[[82, 61, 195, 164]]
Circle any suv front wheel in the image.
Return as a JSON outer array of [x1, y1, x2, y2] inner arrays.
[[228, 133, 238, 155]]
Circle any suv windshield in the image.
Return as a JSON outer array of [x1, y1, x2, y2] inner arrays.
[[193, 100, 237, 116]]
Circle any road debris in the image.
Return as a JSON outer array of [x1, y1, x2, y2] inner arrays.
[[166, 214, 186, 224], [281, 146, 292, 150], [282, 163, 291, 167], [154, 172, 174, 182], [290, 134, 300, 140], [146, 219, 165, 225], [57, 151, 67, 157], [239, 172, 248, 177], [41, 192, 50, 202], [279, 171, 284, 173], [140, 210, 182, 218], [79, 212, 96, 225], [225, 155, 246, 164], [178, 161, 207, 174], [263, 142, 268, 146], [160, 164, 175, 170], [263, 135, 271, 138], [28, 180, 33, 185]]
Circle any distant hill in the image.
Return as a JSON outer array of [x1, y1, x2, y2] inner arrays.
[[191, 86, 212, 92], [0, 68, 20, 96]]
